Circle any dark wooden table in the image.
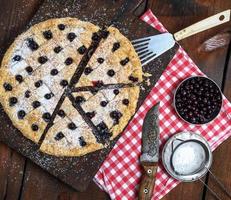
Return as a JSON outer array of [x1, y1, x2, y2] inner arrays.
[[0, 0, 231, 199]]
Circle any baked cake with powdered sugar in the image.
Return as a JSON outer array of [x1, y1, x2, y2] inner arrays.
[[0, 18, 142, 156]]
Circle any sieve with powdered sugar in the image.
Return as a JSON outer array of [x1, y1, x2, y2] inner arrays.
[[162, 131, 231, 200]]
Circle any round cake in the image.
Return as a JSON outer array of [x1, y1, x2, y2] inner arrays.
[[0, 18, 142, 156]]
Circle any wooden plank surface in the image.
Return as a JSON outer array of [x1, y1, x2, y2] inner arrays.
[[0, 0, 177, 192], [204, 40, 231, 200], [149, 1, 231, 200], [0, 0, 231, 199]]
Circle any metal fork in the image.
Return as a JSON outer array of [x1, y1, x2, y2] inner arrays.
[[132, 33, 175, 66], [132, 9, 231, 66]]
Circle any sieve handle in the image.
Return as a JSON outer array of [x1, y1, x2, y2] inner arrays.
[[199, 178, 222, 200], [208, 169, 231, 199]]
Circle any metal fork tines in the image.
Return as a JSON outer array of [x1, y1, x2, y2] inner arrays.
[[132, 37, 157, 66], [132, 33, 176, 66]]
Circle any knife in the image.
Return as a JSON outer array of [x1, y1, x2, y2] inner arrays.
[[139, 102, 160, 200]]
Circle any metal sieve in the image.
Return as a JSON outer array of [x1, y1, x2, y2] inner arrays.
[[162, 131, 231, 200]]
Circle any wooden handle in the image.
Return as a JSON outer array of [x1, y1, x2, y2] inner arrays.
[[174, 9, 231, 41], [138, 162, 158, 200]]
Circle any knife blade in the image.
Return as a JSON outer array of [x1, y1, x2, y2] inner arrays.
[[139, 102, 160, 200]]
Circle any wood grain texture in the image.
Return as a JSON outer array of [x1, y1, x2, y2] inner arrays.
[[204, 45, 231, 200], [149, 1, 231, 200], [19, 162, 110, 200], [0, 0, 230, 199], [0, 0, 177, 192], [138, 163, 158, 200], [0, 1, 42, 200]]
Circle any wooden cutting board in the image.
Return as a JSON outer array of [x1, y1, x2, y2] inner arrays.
[[0, 0, 178, 191]]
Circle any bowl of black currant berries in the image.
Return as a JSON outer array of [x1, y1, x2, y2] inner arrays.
[[174, 76, 223, 125]]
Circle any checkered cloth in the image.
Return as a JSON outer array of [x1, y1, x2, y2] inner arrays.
[[94, 9, 231, 200]]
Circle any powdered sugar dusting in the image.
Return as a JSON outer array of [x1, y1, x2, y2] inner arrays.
[[0, 0, 167, 191]]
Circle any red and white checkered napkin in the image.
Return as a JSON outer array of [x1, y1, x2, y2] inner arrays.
[[94, 9, 231, 200]]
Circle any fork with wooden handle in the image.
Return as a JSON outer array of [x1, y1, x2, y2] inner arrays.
[[132, 9, 231, 66]]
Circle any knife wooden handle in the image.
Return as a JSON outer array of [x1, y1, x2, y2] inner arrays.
[[138, 162, 158, 200]]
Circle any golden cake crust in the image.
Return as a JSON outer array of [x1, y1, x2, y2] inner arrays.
[[76, 26, 142, 87], [0, 18, 142, 157]]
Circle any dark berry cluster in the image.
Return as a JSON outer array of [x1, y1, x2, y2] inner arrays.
[[27, 38, 39, 51], [110, 110, 122, 124], [175, 76, 222, 124], [55, 132, 65, 140], [96, 122, 111, 142]]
